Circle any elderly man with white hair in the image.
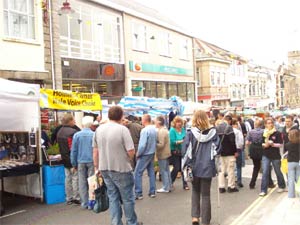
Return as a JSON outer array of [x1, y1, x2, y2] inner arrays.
[[71, 116, 95, 209]]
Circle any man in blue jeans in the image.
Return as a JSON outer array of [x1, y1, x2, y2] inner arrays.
[[93, 106, 142, 225], [71, 116, 95, 209], [135, 114, 157, 199]]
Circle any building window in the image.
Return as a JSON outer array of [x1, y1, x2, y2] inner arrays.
[[187, 83, 195, 101], [168, 82, 178, 97], [160, 32, 171, 57], [210, 71, 215, 86], [157, 82, 167, 98], [132, 22, 147, 51], [252, 81, 256, 96], [216, 72, 221, 85], [196, 67, 200, 86], [222, 72, 226, 86], [280, 76, 284, 88], [59, 2, 122, 63], [144, 81, 157, 97], [178, 83, 187, 101], [132, 81, 194, 101], [3, 0, 35, 40], [179, 38, 188, 60]]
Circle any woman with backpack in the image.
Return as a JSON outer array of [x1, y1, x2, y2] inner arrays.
[[182, 110, 219, 225]]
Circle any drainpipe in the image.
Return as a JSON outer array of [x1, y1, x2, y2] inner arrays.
[[48, 0, 56, 90]]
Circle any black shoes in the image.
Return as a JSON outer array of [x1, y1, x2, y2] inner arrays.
[[228, 187, 239, 193], [72, 199, 81, 205], [237, 183, 244, 188], [219, 188, 226, 193]]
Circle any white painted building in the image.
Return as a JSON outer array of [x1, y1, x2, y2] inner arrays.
[[0, 0, 49, 83]]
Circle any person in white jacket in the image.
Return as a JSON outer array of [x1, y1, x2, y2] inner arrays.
[[232, 118, 244, 188]]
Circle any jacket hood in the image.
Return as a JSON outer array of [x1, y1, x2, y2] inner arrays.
[[216, 122, 233, 135], [191, 127, 216, 143]]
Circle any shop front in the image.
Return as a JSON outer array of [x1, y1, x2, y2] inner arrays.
[[128, 61, 195, 101], [198, 95, 230, 107], [61, 58, 124, 104]]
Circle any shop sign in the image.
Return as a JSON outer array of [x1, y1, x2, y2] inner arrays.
[[40, 89, 102, 110], [132, 86, 143, 92], [129, 61, 193, 76]]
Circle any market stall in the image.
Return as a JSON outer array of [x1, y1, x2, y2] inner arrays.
[[0, 78, 41, 216], [39, 88, 102, 204]]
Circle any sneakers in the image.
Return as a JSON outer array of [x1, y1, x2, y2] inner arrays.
[[259, 192, 266, 197], [277, 188, 288, 193], [149, 194, 156, 198], [228, 187, 239, 193], [219, 188, 226, 193], [135, 195, 143, 200], [157, 188, 170, 193]]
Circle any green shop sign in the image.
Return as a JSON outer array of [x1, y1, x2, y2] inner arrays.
[[132, 86, 143, 92], [129, 61, 192, 76]]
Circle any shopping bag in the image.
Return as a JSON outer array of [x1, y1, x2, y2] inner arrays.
[[280, 152, 288, 174], [93, 175, 109, 213]]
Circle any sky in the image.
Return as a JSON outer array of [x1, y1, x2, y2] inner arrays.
[[138, 0, 300, 67]]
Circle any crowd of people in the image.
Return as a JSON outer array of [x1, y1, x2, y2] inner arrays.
[[51, 106, 300, 225]]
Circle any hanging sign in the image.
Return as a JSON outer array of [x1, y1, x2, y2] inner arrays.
[[40, 89, 102, 110]]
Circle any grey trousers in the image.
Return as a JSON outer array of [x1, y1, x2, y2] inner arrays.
[[78, 163, 94, 206], [191, 177, 212, 225], [65, 168, 79, 201]]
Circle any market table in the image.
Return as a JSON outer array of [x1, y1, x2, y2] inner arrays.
[[0, 164, 39, 216]]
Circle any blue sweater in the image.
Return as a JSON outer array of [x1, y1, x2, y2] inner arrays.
[[71, 128, 94, 167], [137, 125, 157, 157]]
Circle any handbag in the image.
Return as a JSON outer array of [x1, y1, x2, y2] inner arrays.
[[280, 152, 288, 174], [93, 175, 109, 213]]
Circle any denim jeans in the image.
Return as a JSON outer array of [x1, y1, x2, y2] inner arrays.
[[134, 154, 156, 196], [288, 162, 300, 198], [101, 171, 138, 225], [78, 162, 94, 207], [158, 159, 172, 191], [261, 156, 286, 193], [236, 151, 243, 184]]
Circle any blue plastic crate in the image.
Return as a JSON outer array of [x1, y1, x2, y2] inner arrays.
[[44, 184, 66, 204], [43, 165, 65, 186]]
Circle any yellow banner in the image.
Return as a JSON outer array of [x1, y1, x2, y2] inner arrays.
[[40, 89, 102, 110]]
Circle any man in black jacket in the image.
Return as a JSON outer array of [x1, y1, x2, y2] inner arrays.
[[57, 114, 80, 205], [216, 115, 239, 193]]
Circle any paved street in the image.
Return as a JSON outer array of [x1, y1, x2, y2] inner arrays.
[[1, 162, 297, 225]]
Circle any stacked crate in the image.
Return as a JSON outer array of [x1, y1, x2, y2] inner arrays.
[[42, 165, 65, 204]]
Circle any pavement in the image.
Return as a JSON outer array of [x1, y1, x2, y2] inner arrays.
[[1, 161, 300, 225], [230, 163, 300, 225]]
